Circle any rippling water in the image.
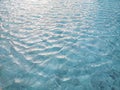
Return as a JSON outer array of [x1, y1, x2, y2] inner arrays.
[[0, 0, 120, 90]]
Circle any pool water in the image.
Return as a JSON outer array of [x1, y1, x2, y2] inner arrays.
[[0, 0, 120, 90]]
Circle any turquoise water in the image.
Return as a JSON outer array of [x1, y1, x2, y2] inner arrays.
[[0, 0, 120, 90]]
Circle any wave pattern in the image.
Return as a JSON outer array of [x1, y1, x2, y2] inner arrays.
[[0, 0, 120, 90]]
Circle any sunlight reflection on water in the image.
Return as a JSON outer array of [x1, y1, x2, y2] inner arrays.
[[0, 0, 120, 90]]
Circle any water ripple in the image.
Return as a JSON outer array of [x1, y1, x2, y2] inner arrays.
[[0, 0, 120, 90]]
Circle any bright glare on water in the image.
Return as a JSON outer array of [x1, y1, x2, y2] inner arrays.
[[0, 0, 120, 90]]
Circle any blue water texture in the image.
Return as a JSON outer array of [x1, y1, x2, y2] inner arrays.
[[0, 0, 120, 90]]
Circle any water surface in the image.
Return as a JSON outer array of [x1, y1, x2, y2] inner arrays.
[[0, 0, 120, 90]]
